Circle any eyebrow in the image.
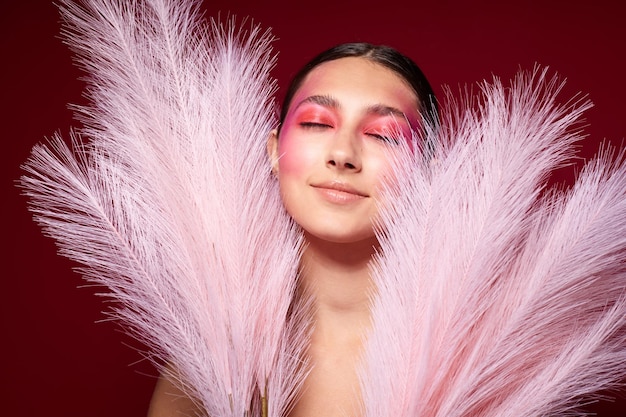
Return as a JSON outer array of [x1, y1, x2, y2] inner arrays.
[[295, 94, 409, 120], [367, 103, 407, 119], [295, 94, 339, 110]]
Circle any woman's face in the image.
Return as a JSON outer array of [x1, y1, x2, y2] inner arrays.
[[268, 57, 420, 244]]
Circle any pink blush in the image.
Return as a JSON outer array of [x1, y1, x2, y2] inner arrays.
[[277, 131, 315, 176]]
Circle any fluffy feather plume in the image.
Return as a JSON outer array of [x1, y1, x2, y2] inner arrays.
[[362, 69, 626, 417], [20, 1, 307, 416]]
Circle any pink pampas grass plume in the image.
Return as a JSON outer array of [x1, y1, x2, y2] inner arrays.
[[362, 69, 626, 417], [20, 1, 308, 416]]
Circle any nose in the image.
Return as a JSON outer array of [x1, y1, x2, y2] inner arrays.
[[326, 129, 361, 171]]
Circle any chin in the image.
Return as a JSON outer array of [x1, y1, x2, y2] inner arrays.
[[304, 228, 379, 246], [287, 207, 380, 246]]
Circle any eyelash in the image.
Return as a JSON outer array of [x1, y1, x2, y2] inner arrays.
[[299, 122, 332, 129], [367, 132, 400, 145]]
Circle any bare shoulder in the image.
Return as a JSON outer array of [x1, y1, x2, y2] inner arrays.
[[147, 366, 203, 417]]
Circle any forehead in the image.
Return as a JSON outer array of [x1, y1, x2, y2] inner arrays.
[[290, 57, 419, 113]]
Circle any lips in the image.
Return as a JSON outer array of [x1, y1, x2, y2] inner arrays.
[[311, 180, 368, 203]]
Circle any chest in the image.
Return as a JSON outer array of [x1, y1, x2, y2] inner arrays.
[[288, 339, 364, 417]]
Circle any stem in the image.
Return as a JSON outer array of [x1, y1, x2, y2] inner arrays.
[[261, 388, 268, 417]]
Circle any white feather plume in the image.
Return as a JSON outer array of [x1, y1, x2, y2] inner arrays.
[[20, 1, 307, 416], [362, 69, 626, 417]]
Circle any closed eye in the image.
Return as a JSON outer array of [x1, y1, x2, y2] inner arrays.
[[366, 132, 400, 144], [300, 122, 333, 129]]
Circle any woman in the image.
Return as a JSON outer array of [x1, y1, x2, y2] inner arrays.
[[148, 42, 438, 417]]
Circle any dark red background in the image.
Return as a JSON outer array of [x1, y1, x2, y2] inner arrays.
[[3, 0, 625, 415]]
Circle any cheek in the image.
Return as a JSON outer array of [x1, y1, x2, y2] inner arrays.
[[368, 151, 404, 199], [277, 138, 305, 177], [371, 146, 397, 177], [277, 131, 321, 177]]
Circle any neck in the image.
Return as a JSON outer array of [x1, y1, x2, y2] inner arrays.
[[299, 232, 378, 325], [288, 233, 377, 417]]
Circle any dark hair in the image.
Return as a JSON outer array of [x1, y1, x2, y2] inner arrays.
[[278, 42, 438, 131]]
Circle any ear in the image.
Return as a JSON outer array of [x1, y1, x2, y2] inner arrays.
[[266, 128, 280, 175]]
